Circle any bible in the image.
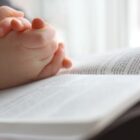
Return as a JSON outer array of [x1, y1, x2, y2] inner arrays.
[[0, 48, 140, 140]]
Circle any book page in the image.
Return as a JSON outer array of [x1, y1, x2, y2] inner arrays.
[[0, 75, 140, 139], [62, 48, 140, 74]]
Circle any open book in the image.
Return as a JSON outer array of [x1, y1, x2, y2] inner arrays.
[[62, 48, 140, 75], [0, 48, 140, 140]]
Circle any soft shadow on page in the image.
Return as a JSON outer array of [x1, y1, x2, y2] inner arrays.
[[61, 48, 140, 75], [88, 102, 140, 140], [0, 75, 140, 139]]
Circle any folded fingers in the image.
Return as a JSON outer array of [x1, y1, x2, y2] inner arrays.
[[0, 17, 31, 37], [0, 6, 24, 20], [11, 17, 31, 31]]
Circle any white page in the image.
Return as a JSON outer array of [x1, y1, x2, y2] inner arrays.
[[0, 75, 140, 140], [62, 48, 140, 74]]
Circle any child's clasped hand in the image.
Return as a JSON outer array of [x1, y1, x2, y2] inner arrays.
[[0, 6, 72, 89]]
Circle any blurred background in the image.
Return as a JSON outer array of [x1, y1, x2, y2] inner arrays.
[[10, 0, 140, 57]]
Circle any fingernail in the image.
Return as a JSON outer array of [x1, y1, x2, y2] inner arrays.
[[0, 28, 4, 37]]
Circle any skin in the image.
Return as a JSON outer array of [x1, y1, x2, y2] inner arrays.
[[0, 6, 72, 89]]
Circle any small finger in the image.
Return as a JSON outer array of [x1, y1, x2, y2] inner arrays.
[[32, 18, 46, 29]]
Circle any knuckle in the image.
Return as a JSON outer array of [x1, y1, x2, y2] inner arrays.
[[0, 6, 8, 10], [34, 25, 57, 46], [0, 6, 10, 14], [0, 6, 13, 19], [35, 33, 46, 44]]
